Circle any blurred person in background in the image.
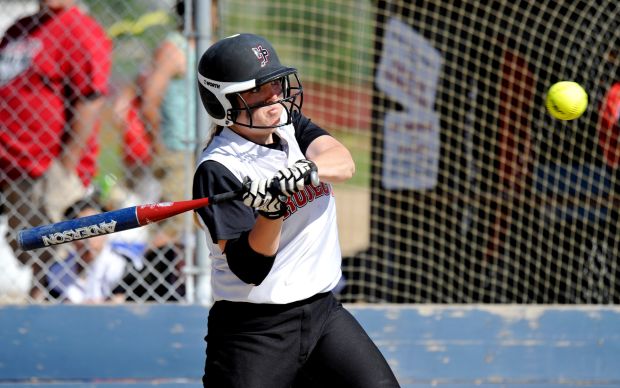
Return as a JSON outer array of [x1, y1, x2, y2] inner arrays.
[[46, 197, 142, 303], [598, 48, 620, 173], [0, 0, 112, 300], [597, 47, 619, 253], [139, 0, 198, 259], [110, 0, 219, 302]]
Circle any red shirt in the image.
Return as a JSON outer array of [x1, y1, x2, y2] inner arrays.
[[0, 7, 111, 185], [598, 82, 620, 169]]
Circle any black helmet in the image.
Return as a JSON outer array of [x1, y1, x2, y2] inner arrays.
[[197, 33, 303, 128]]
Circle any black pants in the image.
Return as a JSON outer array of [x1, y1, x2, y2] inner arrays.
[[203, 292, 400, 387]]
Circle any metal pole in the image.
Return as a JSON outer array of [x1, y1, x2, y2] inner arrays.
[[193, 0, 213, 305], [181, 0, 196, 304]]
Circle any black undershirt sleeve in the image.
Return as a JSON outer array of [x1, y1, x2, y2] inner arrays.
[[292, 111, 331, 155], [193, 160, 255, 242], [192, 160, 275, 285]]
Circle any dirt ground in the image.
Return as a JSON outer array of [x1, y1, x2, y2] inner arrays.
[[333, 185, 370, 256]]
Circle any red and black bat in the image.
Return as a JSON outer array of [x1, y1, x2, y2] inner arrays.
[[18, 171, 318, 251]]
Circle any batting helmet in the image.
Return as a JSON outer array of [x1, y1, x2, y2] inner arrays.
[[197, 33, 303, 128]]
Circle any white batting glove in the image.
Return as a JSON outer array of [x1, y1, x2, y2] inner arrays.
[[273, 159, 317, 197], [242, 178, 286, 219]]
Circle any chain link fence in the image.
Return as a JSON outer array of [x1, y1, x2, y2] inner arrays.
[[3, 0, 619, 306], [1, 0, 201, 304]]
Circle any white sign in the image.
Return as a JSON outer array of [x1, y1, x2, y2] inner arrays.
[[381, 111, 440, 190], [376, 18, 443, 190]]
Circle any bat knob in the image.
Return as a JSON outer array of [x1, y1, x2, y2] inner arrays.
[[304, 159, 319, 186], [308, 170, 319, 186]]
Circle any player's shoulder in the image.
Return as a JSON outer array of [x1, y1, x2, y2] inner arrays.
[[292, 111, 329, 135], [291, 110, 308, 128], [61, 7, 108, 39], [196, 159, 230, 176], [291, 111, 331, 154], [193, 159, 242, 199]]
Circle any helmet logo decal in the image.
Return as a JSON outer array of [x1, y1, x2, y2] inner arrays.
[[252, 45, 270, 67]]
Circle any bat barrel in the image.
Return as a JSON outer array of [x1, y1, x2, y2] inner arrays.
[[18, 207, 140, 251]]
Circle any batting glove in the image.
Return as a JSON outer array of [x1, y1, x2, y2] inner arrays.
[[242, 178, 287, 219], [273, 159, 318, 197]]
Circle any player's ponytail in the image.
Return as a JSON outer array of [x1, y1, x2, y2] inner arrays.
[[204, 124, 224, 148]]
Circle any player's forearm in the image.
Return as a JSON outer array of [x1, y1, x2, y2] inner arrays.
[[141, 97, 162, 141], [141, 44, 177, 146], [310, 143, 355, 184], [305, 135, 355, 183], [218, 216, 282, 286], [248, 216, 283, 256], [60, 97, 105, 170]]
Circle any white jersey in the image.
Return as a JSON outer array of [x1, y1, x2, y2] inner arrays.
[[197, 125, 342, 304]]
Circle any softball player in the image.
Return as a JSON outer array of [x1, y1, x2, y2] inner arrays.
[[193, 33, 400, 387]]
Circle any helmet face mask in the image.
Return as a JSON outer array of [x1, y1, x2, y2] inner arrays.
[[228, 74, 303, 129], [197, 33, 304, 129]]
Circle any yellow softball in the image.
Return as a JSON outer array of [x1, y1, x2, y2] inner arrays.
[[545, 81, 588, 120]]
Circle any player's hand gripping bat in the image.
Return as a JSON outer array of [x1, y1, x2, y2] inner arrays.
[[18, 171, 319, 251]]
